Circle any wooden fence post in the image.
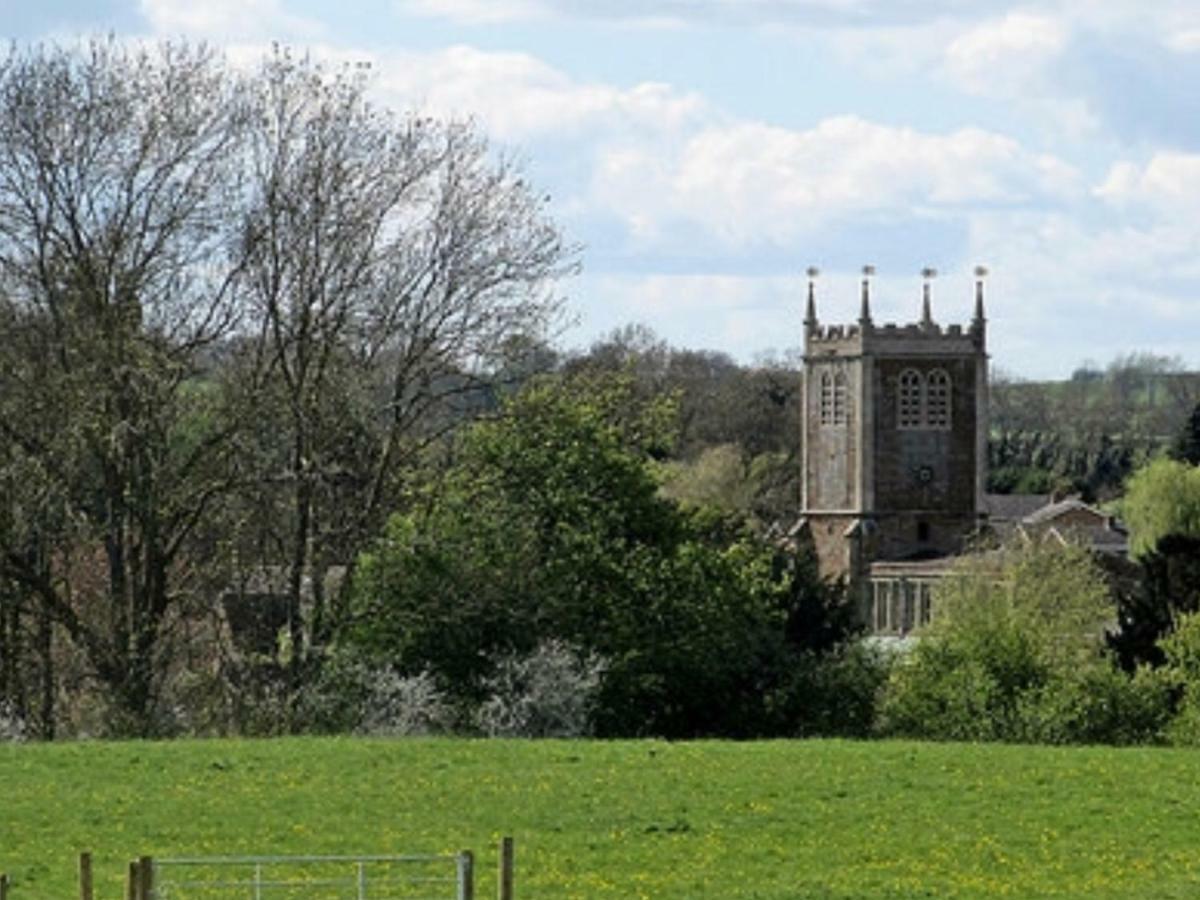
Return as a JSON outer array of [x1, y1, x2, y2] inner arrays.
[[137, 856, 153, 900], [498, 837, 514, 900], [126, 860, 138, 900], [457, 850, 474, 900], [79, 851, 93, 900], [0, 872, 9, 900]]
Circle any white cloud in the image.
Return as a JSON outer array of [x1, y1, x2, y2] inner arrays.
[[372, 45, 709, 143], [1096, 153, 1200, 212], [594, 115, 1083, 247], [1166, 29, 1200, 52], [964, 205, 1200, 375], [396, 0, 541, 26], [139, 0, 323, 40], [394, 0, 1015, 28], [944, 12, 1067, 95]]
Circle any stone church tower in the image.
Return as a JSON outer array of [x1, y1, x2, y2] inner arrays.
[[798, 266, 989, 600]]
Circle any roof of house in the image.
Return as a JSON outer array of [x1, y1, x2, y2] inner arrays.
[[985, 493, 1052, 522], [1024, 496, 1118, 528], [984, 493, 1129, 555]]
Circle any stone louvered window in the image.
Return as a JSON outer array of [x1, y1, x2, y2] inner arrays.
[[832, 371, 849, 425], [926, 368, 951, 429], [819, 371, 834, 424], [898, 369, 923, 428], [820, 369, 849, 426]]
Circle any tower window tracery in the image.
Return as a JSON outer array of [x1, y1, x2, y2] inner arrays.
[[898, 369, 923, 428], [897, 368, 953, 429], [926, 368, 951, 429], [819, 371, 834, 425], [832, 371, 849, 425], [820, 369, 850, 426]]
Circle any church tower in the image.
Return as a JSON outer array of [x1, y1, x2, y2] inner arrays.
[[799, 266, 989, 597]]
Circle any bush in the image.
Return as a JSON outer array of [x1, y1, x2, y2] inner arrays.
[[879, 641, 1021, 741], [767, 640, 892, 738], [1014, 665, 1172, 746], [0, 701, 27, 743], [299, 659, 453, 737], [358, 668, 452, 737], [475, 640, 607, 738], [877, 542, 1150, 744], [1160, 611, 1200, 746]]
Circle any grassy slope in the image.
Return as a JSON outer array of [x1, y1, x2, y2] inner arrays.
[[2, 737, 1200, 898]]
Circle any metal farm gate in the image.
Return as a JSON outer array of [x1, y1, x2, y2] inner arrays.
[[142, 853, 475, 900]]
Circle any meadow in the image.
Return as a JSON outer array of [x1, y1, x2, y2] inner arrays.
[[2, 737, 1199, 898]]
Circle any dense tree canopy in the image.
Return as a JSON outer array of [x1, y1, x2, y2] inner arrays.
[[345, 374, 809, 737]]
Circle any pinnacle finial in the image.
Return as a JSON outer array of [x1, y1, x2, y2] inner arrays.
[[920, 267, 937, 328], [804, 266, 819, 334], [973, 265, 988, 329], [859, 264, 874, 326]]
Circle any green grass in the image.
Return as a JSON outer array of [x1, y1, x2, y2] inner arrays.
[[2, 737, 1200, 898]]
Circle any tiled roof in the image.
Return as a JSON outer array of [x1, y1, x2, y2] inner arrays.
[[985, 493, 1051, 521], [1024, 497, 1111, 526]]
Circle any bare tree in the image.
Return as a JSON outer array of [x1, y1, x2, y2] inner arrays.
[[0, 40, 250, 734], [223, 52, 575, 699], [0, 41, 574, 734]]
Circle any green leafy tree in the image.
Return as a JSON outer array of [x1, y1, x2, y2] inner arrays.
[[345, 374, 795, 737], [879, 542, 1166, 744], [1121, 458, 1200, 559], [1108, 458, 1200, 670], [1173, 402, 1200, 466], [1160, 611, 1200, 745]]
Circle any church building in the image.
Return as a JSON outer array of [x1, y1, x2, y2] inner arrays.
[[795, 266, 990, 633]]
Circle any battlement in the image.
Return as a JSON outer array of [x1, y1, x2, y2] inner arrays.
[[803, 266, 987, 358]]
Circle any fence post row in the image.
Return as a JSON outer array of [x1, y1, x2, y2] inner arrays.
[[0, 872, 9, 900], [12, 844, 511, 899]]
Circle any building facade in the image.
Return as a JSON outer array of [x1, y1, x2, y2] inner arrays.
[[796, 267, 989, 629]]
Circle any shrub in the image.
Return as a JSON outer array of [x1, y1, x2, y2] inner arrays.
[[0, 701, 27, 743], [357, 668, 452, 737], [1014, 665, 1172, 746], [879, 642, 1020, 742], [1160, 611, 1200, 746], [476, 639, 607, 738], [767, 640, 892, 738], [877, 542, 1152, 744], [300, 659, 453, 737]]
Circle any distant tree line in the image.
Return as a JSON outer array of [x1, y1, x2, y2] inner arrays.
[[989, 354, 1200, 500]]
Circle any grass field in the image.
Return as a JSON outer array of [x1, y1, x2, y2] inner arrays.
[[2, 736, 1200, 898]]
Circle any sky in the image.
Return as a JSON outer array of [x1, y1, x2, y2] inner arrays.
[[8, 0, 1200, 378]]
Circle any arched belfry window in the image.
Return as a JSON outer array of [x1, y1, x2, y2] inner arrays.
[[926, 369, 951, 429], [898, 369, 923, 428]]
